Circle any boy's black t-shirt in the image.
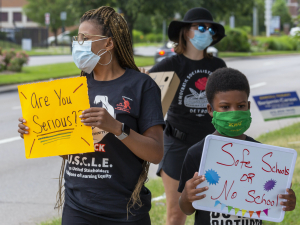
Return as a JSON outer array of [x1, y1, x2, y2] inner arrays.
[[64, 68, 165, 222], [178, 135, 263, 225], [149, 54, 227, 139]]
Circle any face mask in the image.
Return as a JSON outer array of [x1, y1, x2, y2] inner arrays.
[[190, 30, 213, 51], [72, 38, 108, 74], [211, 110, 252, 137]]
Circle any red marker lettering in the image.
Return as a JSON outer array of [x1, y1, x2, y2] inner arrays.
[[217, 143, 236, 166], [211, 180, 235, 201], [240, 149, 252, 168], [262, 152, 273, 172]]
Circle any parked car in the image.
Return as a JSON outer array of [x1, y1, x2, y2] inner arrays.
[[154, 41, 218, 64], [47, 31, 71, 46]]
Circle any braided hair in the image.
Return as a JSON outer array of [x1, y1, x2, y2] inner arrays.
[[56, 6, 150, 216], [79, 6, 139, 76]]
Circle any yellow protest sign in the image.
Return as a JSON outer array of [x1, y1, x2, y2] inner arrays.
[[18, 77, 94, 159]]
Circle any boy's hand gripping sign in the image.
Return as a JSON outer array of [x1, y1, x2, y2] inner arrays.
[[18, 77, 94, 158], [194, 135, 297, 222]]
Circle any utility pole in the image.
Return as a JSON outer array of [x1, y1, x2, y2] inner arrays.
[[253, 5, 258, 36], [60, 11, 67, 33], [230, 14, 235, 28], [265, 0, 272, 37]]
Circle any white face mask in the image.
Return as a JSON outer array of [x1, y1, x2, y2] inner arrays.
[[72, 38, 108, 74]]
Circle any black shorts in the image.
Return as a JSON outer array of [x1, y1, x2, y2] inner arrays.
[[156, 130, 196, 181], [62, 203, 151, 225]]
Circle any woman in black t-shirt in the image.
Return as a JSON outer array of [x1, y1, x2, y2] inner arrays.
[[140, 7, 227, 225], [18, 6, 165, 225]]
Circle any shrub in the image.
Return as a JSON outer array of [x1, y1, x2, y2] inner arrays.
[[255, 36, 299, 51], [0, 55, 5, 72], [7, 57, 23, 72], [215, 27, 251, 52], [0, 49, 29, 72], [7, 51, 29, 72], [133, 30, 164, 43], [145, 33, 163, 43], [133, 30, 144, 43], [3, 49, 16, 67]]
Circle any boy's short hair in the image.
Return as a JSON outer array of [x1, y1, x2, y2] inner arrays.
[[206, 67, 250, 105]]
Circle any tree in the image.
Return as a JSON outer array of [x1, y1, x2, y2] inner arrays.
[[272, 0, 292, 30], [23, 0, 76, 45], [70, 0, 259, 41], [71, 0, 194, 40]]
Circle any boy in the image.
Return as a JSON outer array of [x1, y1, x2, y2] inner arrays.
[[178, 68, 296, 225]]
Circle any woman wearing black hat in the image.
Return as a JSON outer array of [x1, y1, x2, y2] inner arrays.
[[141, 7, 227, 224]]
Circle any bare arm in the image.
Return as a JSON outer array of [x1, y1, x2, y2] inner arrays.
[[179, 172, 208, 215], [138, 67, 150, 75], [80, 108, 163, 164], [18, 114, 163, 163]]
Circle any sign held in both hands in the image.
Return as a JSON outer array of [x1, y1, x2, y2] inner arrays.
[[194, 135, 297, 222], [18, 77, 94, 158]]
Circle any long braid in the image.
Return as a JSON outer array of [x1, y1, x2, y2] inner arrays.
[[58, 6, 150, 216]]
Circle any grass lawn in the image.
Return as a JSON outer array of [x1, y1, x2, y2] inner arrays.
[[0, 56, 154, 85], [257, 122, 300, 225], [133, 42, 163, 47], [40, 122, 300, 225], [219, 50, 300, 58]]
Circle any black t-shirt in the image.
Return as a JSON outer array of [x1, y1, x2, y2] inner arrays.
[[64, 68, 165, 222], [149, 54, 226, 140], [178, 135, 263, 225]]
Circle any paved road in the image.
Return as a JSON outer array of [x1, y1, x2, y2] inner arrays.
[[1, 55, 300, 224]]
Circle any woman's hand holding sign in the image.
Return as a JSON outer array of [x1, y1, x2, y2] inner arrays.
[[80, 107, 122, 136], [18, 117, 28, 139], [179, 172, 209, 215]]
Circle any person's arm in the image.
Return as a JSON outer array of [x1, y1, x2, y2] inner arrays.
[[80, 82, 164, 164], [79, 108, 163, 164], [279, 187, 296, 211], [179, 172, 208, 215], [18, 113, 163, 163], [177, 143, 209, 214]]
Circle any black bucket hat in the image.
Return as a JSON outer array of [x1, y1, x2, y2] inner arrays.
[[168, 7, 225, 46]]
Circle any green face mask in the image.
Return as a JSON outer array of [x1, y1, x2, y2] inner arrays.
[[211, 110, 252, 137]]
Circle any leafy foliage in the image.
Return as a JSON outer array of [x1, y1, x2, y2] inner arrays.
[[272, 0, 293, 30], [23, 0, 77, 45], [0, 49, 29, 72], [215, 27, 251, 52]]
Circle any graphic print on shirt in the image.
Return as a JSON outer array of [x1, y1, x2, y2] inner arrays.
[[66, 154, 113, 180], [92, 95, 115, 143], [210, 212, 262, 225], [178, 69, 211, 117], [115, 96, 132, 113]]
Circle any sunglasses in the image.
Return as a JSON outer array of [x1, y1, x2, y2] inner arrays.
[[72, 33, 108, 45], [191, 25, 216, 36]]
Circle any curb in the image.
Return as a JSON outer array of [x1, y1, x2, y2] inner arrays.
[[1, 54, 299, 94]]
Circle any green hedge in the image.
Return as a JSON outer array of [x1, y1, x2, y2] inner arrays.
[[254, 36, 300, 51], [133, 30, 162, 43], [215, 27, 251, 52]]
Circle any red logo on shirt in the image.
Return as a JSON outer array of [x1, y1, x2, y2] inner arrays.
[[94, 143, 106, 152], [115, 98, 131, 113], [195, 77, 208, 91]]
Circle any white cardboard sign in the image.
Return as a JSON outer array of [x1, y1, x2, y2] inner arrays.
[[193, 135, 297, 222]]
